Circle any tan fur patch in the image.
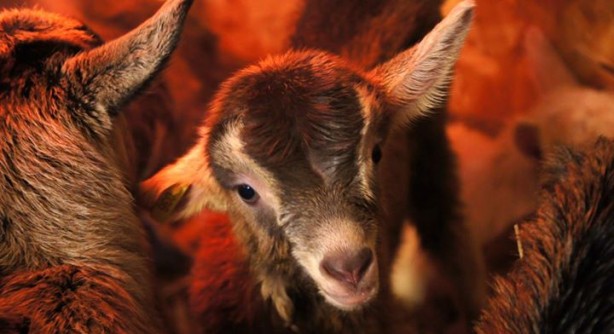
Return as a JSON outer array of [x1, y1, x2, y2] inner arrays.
[[260, 275, 294, 326], [354, 84, 378, 203]]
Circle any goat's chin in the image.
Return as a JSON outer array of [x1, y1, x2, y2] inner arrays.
[[318, 282, 379, 311]]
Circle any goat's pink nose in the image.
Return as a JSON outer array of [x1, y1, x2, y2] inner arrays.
[[320, 248, 373, 287]]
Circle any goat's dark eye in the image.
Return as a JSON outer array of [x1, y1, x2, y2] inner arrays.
[[237, 184, 259, 204], [371, 145, 382, 164]]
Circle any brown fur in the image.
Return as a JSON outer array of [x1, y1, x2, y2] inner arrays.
[[0, 265, 151, 333], [0, 0, 192, 331], [476, 137, 614, 333], [293, 0, 444, 69], [187, 213, 266, 333], [144, 1, 479, 333]]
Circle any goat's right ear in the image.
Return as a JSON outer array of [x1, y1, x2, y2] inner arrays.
[[370, 0, 474, 128], [62, 0, 192, 128], [140, 144, 230, 223]]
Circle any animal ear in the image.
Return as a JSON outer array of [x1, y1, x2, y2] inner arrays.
[[140, 143, 230, 223], [61, 0, 192, 121], [370, 0, 474, 126]]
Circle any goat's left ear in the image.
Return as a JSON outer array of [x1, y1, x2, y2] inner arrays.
[[370, 0, 474, 126], [62, 0, 192, 122], [140, 142, 231, 223]]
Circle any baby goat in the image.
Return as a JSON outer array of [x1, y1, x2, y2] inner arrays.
[[476, 137, 614, 333], [144, 1, 476, 332], [0, 0, 191, 332]]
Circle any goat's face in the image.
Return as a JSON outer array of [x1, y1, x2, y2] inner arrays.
[[205, 52, 384, 309], [143, 1, 474, 311]]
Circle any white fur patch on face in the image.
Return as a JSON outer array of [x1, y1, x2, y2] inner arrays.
[[354, 85, 377, 203], [390, 222, 431, 309], [355, 85, 373, 127], [217, 122, 282, 215]]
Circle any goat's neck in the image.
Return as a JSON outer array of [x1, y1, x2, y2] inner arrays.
[[228, 211, 300, 325]]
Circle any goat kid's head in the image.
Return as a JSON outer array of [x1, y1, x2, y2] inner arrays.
[[144, 1, 474, 311]]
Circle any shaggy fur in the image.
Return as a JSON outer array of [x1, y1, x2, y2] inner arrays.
[[0, 0, 192, 332], [144, 1, 481, 333], [476, 137, 614, 333], [0, 265, 150, 333]]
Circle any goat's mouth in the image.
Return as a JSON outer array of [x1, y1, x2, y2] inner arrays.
[[321, 284, 378, 310], [303, 246, 380, 311]]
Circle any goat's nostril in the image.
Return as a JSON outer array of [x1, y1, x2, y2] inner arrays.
[[356, 248, 373, 278], [320, 248, 374, 286]]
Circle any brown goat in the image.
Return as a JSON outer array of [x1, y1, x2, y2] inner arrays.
[[475, 137, 614, 333], [143, 1, 481, 332], [0, 0, 192, 332]]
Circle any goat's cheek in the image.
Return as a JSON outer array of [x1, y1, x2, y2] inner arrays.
[[291, 245, 326, 284], [286, 228, 324, 270]]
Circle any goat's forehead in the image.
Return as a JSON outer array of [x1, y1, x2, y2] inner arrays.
[[212, 51, 373, 184]]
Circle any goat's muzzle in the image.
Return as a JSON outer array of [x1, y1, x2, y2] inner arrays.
[[318, 247, 378, 310]]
